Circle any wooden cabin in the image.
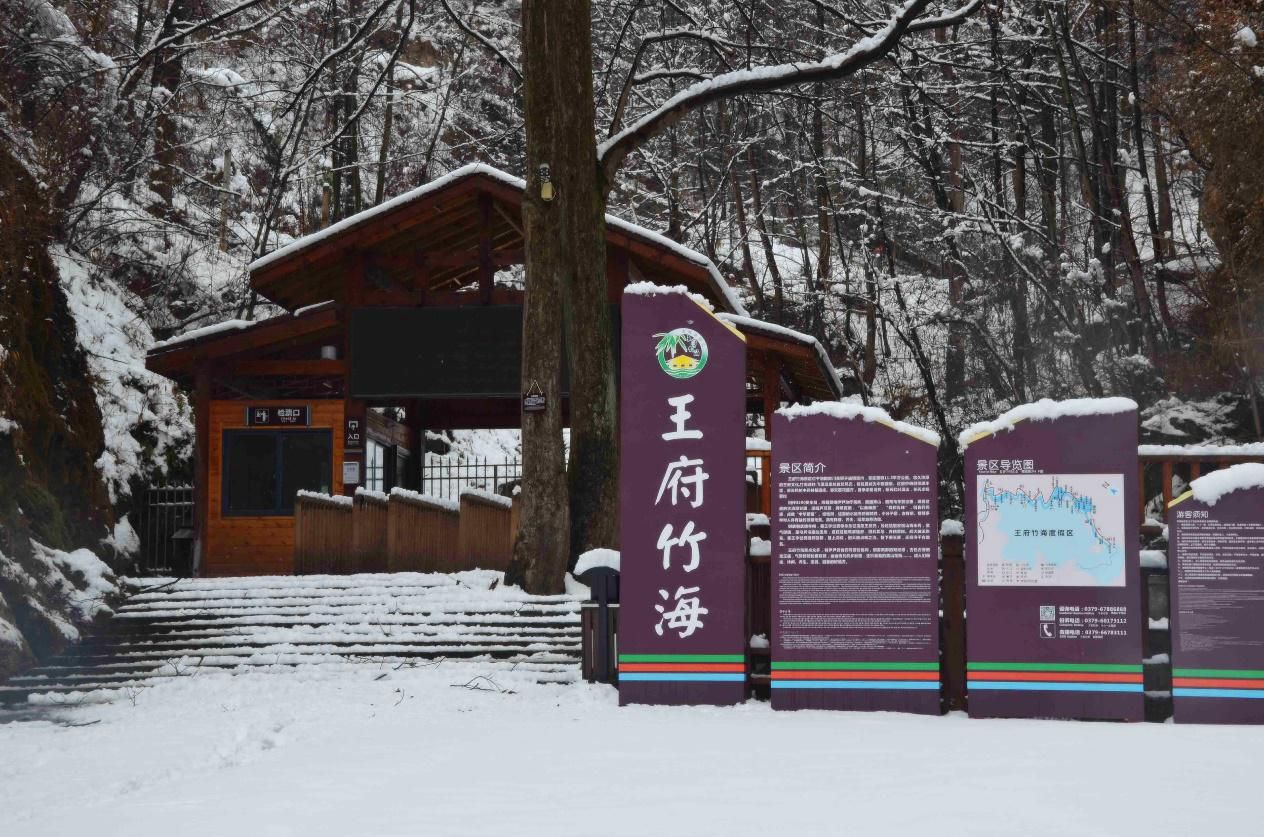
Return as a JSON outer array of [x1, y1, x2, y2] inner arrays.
[[146, 164, 844, 576]]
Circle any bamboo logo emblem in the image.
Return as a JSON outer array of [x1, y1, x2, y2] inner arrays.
[[654, 328, 708, 379]]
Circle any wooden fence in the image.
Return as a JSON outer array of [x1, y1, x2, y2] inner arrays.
[[386, 491, 459, 573], [352, 490, 389, 573], [294, 492, 353, 574], [457, 490, 514, 572]]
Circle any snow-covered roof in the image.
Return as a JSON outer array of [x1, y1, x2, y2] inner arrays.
[[1174, 462, 1264, 507], [958, 397, 1138, 451], [778, 401, 940, 447], [249, 163, 747, 315], [151, 319, 253, 351], [716, 313, 845, 399]]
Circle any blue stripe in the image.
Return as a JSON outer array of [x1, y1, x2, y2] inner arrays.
[[771, 681, 941, 691], [969, 681, 1143, 693], [618, 672, 746, 683], [1174, 688, 1264, 699]]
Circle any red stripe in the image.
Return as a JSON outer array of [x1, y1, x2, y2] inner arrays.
[[1174, 678, 1264, 689], [618, 663, 746, 673], [969, 671, 1142, 683]]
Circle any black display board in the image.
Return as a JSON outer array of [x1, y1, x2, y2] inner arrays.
[[349, 306, 618, 399]]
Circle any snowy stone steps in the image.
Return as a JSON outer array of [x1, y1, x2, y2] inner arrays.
[[1, 572, 586, 706]]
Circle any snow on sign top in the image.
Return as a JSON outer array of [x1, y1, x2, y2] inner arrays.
[[624, 281, 714, 312], [1171, 462, 1264, 508], [779, 401, 941, 447], [573, 548, 620, 575], [248, 163, 747, 316], [957, 397, 1138, 451], [1138, 442, 1264, 457]]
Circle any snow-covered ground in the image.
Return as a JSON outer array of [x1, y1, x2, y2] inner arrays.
[[2, 665, 1260, 836]]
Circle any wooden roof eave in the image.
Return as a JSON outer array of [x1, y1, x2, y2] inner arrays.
[[146, 305, 342, 381]]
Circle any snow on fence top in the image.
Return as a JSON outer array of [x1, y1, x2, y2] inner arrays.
[[1182, 463, 1264, 507], [573, 548, 620, 575], [150, 319, 253, 351], [353, 487, 388, 503], [716, 313, 845, 398], [1138, 443, 1264, 457], [779, 401, 941, 447], [958, 397, 1138, 451], [388, 487, 459, 513], [460, 486, 513, 509], [296, 490, 352, 507], [940, 519, 965, 537], [745, 437, 771, 451], [248, 163, 747, 316]]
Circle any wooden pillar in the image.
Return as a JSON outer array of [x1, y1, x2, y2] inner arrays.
[[478, 193, 494, 305], [762, 353, 781, 441], [405, 399, 424, 491], [941, 531, 967, 712], [1161, 460, 1174, 519], [342, 259, 367, 493], [192, 366, 211, 575], [1138, 461, 1147, 524]]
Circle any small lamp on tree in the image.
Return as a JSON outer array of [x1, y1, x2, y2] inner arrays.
[[538, 164, 554, 202]]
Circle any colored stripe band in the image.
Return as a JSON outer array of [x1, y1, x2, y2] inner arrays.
[[618, 672, 746, 683], [1173, 668, 1264, 679], [969, 662, 1142, 673], [772, 661, 939, 672], [1174, 688, 1264, 699], [1173, 678, 1264, 689], [969, 672, 1142, 684], [771, 681, 940, 691], [772, 671, 938, 681], [619, 663, 745, 673], [618, 654, 744, 664], [969, 681, 1143, 693]]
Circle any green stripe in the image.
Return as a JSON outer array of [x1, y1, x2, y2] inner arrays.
[[618, 654, 745, 663], [772, 661, 939, 671], [1174, 668, 1264, 679], [969, 662, 1142, 673]]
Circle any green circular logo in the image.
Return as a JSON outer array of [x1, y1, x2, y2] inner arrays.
[[654, 328, 709, 379]]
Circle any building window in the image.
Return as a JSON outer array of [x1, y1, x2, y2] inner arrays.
[[222, 430, 332, 516], [365, 439, 386, 493]]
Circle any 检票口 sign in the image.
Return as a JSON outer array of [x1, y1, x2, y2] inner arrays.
[[962, 398, 1143, 721], [245, 405, 311, 427], [618, 288, 747, 706], [771, 404, 941, 714]]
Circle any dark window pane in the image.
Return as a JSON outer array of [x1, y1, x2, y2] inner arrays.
[[224, 434, 279, 514], [279, 432, 332, 512]]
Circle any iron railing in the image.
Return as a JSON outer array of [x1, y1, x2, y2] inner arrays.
[[421, 458, 522, 500]]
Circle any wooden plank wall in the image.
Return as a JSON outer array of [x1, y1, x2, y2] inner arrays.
[[352, 491, 389, 572], [204, 399, 344, 576], [456, 494, 513, 572], [294, 494, 353, 574], [386, 495, 459, 572]]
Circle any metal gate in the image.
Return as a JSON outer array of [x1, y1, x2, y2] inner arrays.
[[134, 486, 194, 576]]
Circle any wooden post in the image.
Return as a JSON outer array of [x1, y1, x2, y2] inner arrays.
[[192, 366, 211, 576], [762, 353, 781, 441], [1138, 461, 1147, 524], [1161, 460, 1174, 519], [342, 258, 366, 492], [941, 532, 967, 712], [478, 192, 494, 305]]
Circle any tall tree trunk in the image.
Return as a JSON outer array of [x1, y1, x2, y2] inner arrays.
[[509, 0, 614, 593]]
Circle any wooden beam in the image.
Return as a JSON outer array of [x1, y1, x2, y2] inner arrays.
[[232, 359, 346, 377]]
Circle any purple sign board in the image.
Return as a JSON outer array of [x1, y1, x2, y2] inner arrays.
[[618, 288, 747, 706], [771, 405, 941, 713], [1170, 470, 1264, 723], [963, 400, 1143, 720]]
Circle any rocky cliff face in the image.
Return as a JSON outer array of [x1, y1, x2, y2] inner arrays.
[[0, 145, 123, 681]]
